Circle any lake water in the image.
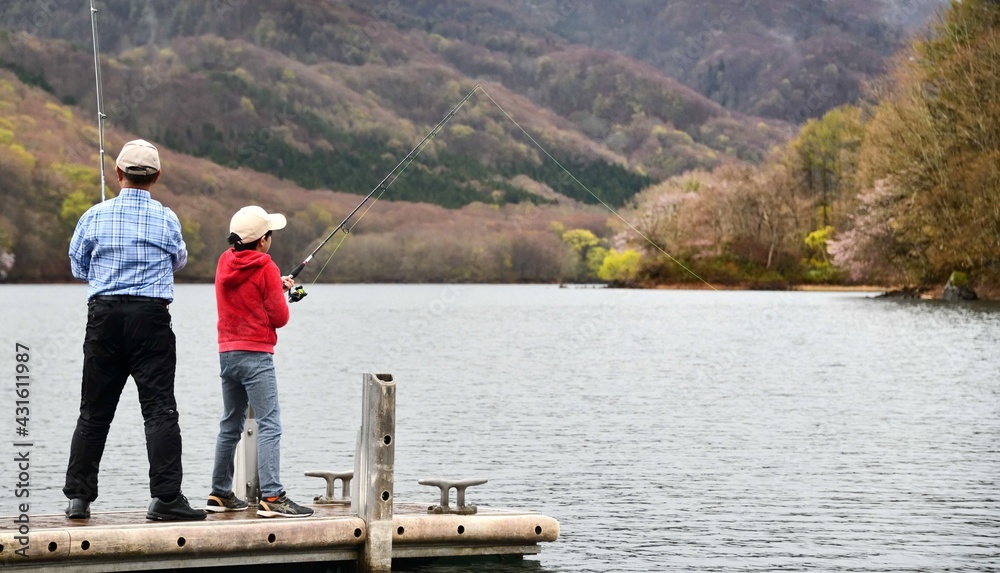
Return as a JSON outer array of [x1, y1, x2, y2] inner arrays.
[[2, 284, 999, 572]]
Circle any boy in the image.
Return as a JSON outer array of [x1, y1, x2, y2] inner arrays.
[[207, 206, 313, 518]]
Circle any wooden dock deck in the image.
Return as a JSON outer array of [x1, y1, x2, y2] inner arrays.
[[0, 502, 558, 571]]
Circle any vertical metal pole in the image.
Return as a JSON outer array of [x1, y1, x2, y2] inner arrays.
[[89, 0, 107, 202], [233, 405, 260, 504], [355, 373, 395, 573]]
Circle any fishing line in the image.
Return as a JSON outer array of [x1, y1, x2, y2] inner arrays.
[[286, 84, 482, 300], [89, 0, 108, 202], [476, 87, 718, 291], [293, 83, 716, 295], [307, 184, 389, 287]]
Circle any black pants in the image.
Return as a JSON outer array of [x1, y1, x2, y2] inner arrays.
[[63, 298, 184, 502]]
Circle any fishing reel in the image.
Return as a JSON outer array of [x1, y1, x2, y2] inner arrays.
[[288, 285, 308, 303]]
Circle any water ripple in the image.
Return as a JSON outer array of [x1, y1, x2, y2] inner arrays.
[[3, 285, 999, 572]]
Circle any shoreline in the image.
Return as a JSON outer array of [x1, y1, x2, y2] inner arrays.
[[4, 281, 999, 300], [643, 282, 999, 301], [646, 282, 888, 293], [791, 284, 887, 292]]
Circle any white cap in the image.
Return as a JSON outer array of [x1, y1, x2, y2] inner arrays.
[[230, 206, 287, 243], [116, 139, 161, 176]]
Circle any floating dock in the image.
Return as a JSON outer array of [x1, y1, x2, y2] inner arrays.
[[0, 374, 559, 571], [0, 503, 558, 571]]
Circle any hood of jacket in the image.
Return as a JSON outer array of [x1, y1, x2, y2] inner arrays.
[[217, 248, 273, 289]]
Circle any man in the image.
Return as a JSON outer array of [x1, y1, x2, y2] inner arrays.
[[65, 139, 205, 521], [207, 206, 313, 518]]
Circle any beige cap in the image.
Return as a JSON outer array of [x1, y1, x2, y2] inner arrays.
[[230, 206, 287, 243], [116, 139, 161, 176]]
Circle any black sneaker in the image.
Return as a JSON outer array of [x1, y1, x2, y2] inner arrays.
[[256, 493, 314, 518], [147, 493, 208, 521], [206, 491, 249, 513], [66, 498, 90, 519]]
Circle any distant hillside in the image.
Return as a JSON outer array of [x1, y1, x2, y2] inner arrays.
[[0, 1, 946, 283], [388, 0, 949, 121], [0, 1, 945, 207], [0, 68, 610, 283], [563, 1, 949, 120], [1, 1, 795, 208]]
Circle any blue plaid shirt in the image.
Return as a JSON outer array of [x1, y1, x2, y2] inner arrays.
[[69, 188, 187, 301]]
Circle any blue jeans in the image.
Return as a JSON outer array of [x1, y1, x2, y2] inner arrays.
[[211, 351, 283, 498]]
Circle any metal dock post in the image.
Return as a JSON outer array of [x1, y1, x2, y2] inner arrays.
[[233, 405, 260, 504], [354, 373, 396, 573]]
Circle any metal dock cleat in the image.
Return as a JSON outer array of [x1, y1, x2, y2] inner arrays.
[[305, 470, 354, 504], [418, 478, 488, 515]]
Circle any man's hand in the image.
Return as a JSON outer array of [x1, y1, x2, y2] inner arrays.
[[281, 275, 295, 292]]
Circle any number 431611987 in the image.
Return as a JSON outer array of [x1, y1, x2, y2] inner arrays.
[[15, 343, 29, 432]]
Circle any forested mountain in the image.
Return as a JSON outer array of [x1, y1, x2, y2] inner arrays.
[[0, 1, 949, 284], [624, 1, 1000, 296], [380, 0, 948, 122]]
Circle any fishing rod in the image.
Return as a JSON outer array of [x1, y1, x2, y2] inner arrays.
[[284, 84, 481, 303], [90, 0, 108, 202]]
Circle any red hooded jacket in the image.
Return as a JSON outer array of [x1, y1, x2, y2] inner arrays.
[[216, 248, 289, 353]]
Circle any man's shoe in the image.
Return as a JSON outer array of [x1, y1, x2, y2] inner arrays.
[[147, 493, 208, 521], [206, 491, 249, 513], [256, 492, 314, 518], [66, 499, 90, 519]]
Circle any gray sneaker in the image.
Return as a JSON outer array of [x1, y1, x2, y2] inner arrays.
[[206, 491, 249, 513], [256, 492, 314, 518]]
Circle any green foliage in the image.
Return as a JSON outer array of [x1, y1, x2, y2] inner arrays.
[[0, 224, 11, 251], [561, 229, 600, 253], [59, 191, 93, 235], [585, 246, 609, 276], [180, 217, 204, 260], [560, 228, 610, 280], [4, 143, 35, 173], [597, 249, 641, 283], [645, 253, 786, 287], [508, 154, 653, 207], [52, 163, 100, 192], [0, 61, 53, 93], [802, 226, 840, 283], [254, 17, 280, 47], [804, 226, 834, 255], [792, 106, 863, 226], [186, 98, 558, 209], [948, 271, 969, 288]]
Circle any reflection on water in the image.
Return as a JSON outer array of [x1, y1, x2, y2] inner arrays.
[[395, 556, 555, 573], [3, 284, 999, 572], [142, 555, 553, 573]]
